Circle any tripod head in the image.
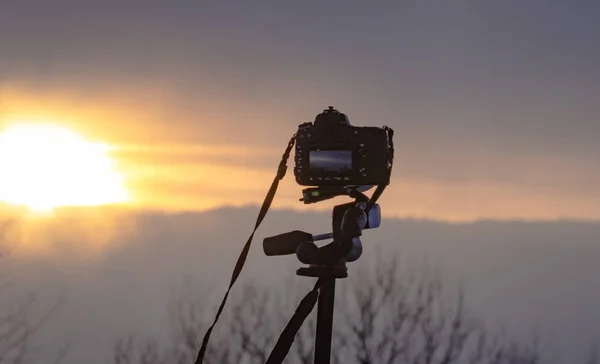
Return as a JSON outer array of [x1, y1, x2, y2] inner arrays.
[[299, 185, 374, 204], [263, 185, 381, 278], [262, 185, 384, 364]]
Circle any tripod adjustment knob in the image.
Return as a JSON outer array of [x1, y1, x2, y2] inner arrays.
[[345, 237, 363, 262], [341, 203, 368, 238], [296, 241, 320, 265]]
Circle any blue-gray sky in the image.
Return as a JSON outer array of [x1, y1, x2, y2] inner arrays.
[[1, 0, 599, 220]]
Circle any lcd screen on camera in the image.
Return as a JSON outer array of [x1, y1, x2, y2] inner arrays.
[[309, 150, 352, 175]]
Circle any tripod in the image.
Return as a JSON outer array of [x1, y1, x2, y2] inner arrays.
[[263, 186, 381, 364]]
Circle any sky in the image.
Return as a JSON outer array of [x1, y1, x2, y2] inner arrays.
[[0, 3, 600, 362], [1, 0, 599, 220]]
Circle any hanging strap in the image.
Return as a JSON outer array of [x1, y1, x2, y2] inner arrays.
[[194, 136, 296, 364], [365, 126, 394, 212], [265, 278, 323, 364]]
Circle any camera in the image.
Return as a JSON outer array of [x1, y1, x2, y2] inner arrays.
[[294, 106, 393, 187]]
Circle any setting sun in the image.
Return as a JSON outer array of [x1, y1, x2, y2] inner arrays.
[[0, 124, 129, 212]]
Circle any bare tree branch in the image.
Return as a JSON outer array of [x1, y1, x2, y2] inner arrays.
[[110, 252, 550, 364], [0, 217, 67, 364], [587, 342, 599, 364]]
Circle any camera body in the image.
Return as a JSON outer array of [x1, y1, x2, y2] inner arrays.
[[294, 107, 393, 187]]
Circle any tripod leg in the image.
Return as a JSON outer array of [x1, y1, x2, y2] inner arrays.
[[314, 277, 335, 364]]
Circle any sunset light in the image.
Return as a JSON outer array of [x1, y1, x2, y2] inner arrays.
[[0, 124, 129, 212]]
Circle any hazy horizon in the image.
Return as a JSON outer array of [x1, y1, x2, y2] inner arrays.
[[2, 205, 599, 364]]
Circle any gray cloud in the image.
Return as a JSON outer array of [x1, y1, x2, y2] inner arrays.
[[2, 0, 598, 150], [3, 206, 600, 364]]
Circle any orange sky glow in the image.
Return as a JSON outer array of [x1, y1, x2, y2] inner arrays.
[[0, 85, 598, 222]]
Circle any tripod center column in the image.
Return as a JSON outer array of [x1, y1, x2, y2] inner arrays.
[[314, 277, 336, 364]]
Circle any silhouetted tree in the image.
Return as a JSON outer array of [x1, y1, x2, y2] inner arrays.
[[0, 218, 68, 364], [586, 343, 599, 364], [110, 252, 550, 364]]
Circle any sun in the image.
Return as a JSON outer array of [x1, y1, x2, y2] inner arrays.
[[0, 124, 130, 212]]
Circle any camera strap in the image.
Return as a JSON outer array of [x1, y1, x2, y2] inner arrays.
[[265, 277, 323, 364], [365, 126, 394, 212], [194, 135, 296, 364]]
